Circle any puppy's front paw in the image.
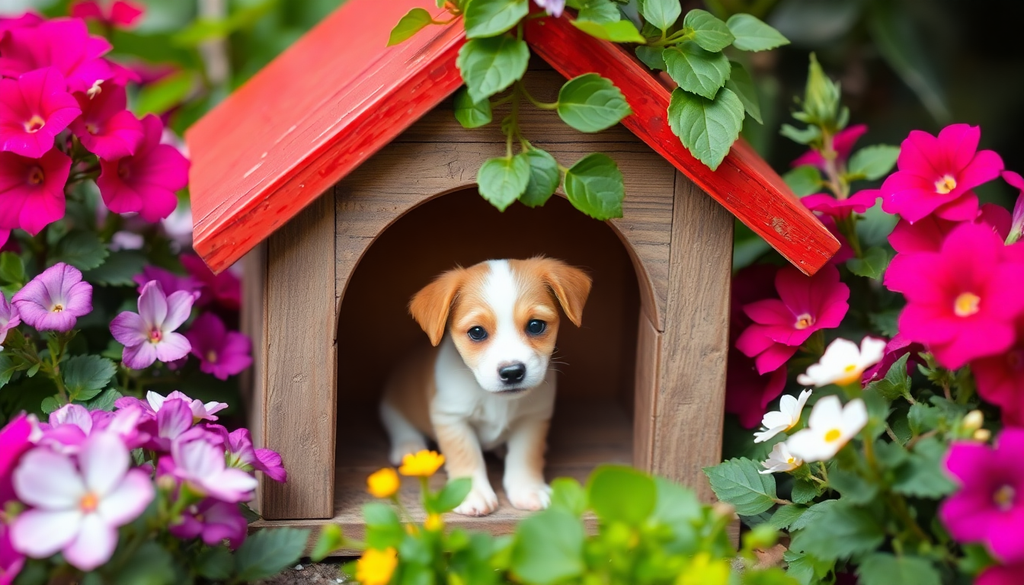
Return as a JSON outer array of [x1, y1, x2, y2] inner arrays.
[[453, 484, 499, 517], [506, 482, 551, 512]]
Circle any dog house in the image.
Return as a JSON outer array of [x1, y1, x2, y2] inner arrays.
[[184, 0, 839, 536]]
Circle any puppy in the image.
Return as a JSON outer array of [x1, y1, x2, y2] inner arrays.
[[379, 257, 591, 516]]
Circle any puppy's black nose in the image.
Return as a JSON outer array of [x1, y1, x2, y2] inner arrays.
[[498, 363, 526, 384]]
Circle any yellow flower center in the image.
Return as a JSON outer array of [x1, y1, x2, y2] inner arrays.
[[954, 292, 981, 317], [794, 313, 815, 330], [356, 547, 398, 585], [23, 115, 45, 133], [994, 485, 1016, 511], [786, 457, 796, 465], [824, 428, 842, 443], [206, 350, 218, 364], [51, 304, 64, 313], [80, 492, 99, 513], [836, 364, 862, 386], [934, 174, 957, 194], [28, 166, 44, 185]]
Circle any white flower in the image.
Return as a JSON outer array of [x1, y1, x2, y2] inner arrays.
[[786, 396, 868, 462], [797, 337, 887, 387], [754, 389, 812, 443], [147, 390, 227, 422], [759, 442, 803, 474]]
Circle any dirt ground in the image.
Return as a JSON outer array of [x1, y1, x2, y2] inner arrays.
[[257, 562, 351, 585]]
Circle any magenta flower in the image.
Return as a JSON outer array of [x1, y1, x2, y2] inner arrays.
[[972, 314, 1024, 428], [145, 390, 227, 422], [41, 403, 146, 453], [736, 264, 850, 374], [861, 333, 924, 384], [801, 189, 879, 219], [0, 149, 72, 236], [533, 0, 565, 17], [70, 82, 143, 161], [147, 398, 193, 451], [0, 521, 23, 585], [169, 499, 247, 549], [792, 124, 867, 171], [111, 280, 196, 369], [881, 124, 1004, 223], [181, 254, 241, 310], [97, 114, 188, 222], [11, 262, 92, 332], [209, 426, 287, 482], [941, 429, 1024, 563], [185, 313, 252, 381], [0, 415, 34, 506], [70, 0, 145, 29], [1005, 171, 1024, 244], [10, 432, 154, 571], [0, 18, 112, 94], [978, 562, 1024, 585], [0, 68, 80, 159], [894, 222, 1024, 369], [169, 435, 258, 503], [0, 292, 20, 350], [725, 347, 787, 428], [132, 265, 200, 297], [0, 13, 43, 37]]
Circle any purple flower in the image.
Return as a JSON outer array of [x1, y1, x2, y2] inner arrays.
[[181, 254, 240, 311], [11, 262, 92, 332], [69, 81, 143, 161], [41, 403, 146, 453], [110, 280, 196, 370], [11, 433, 154, 571], [940, 429, 1024, 563], [0, 292, 20, 349], [147, 398, 193, 451], [0, 520, 23, 585], [533, 0, 565, 17], [210, 425, 287, 483], [169, 499, 247, 549], [185, 313, 252, 381], [0, 415, 34, 506], [0, 68, 81, 159], [169, 435, 258, 503], [145, 390, 227, 422], [132, 265, 200, 297]]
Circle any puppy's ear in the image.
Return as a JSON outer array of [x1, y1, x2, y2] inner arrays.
[[409, 269, 463, 346], [540, 259, 592, 327]]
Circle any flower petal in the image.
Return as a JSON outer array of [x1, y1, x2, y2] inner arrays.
[[10, 509, 82, 559], [122, 341, 157, 370], [62, 513, 117, 571], [109, 311, 147, 346], [137, 280, 167, 328], [79, 433, 129, 497], [162, 290, 197, 331], [96, 469, 153, 527], [154, 332, 190, 363], [13, 448, 84, 508]]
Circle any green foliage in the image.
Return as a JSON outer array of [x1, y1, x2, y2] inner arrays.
[[477, 154, 532, 211], [520, 149, 561, 208], [639, 0, 681, 32], [703, 457, 778, 516], [456, 35, 530, 103], [783, 165, 823, 197], [664, 43, 731, 100], [668, 87, 745, 170], [563, 154, 625, 220], [857, 553, 942, 585], [556, 74, 631, 133], [464, 0, 529, 39], [232, 528, 310, 582], [571, 18, 646, 43], [429, 477, 473, 514], [510, 508, 585, 584], [586, 465, 656, 524], [726, 14, 791, 52], [846, 246, 889, 280], [847, 145, 901, 181], [61, 355, 116, 402], [388, 8, 434, 46], [51, 230, 109, 271], [453, 87, 494, 129], [684, 10, 735, 52], [725, 61, 762, 124]]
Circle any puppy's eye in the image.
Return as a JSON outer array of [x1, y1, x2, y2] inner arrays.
[[526, 319, 547, 335], [467, 326, 488, 341]]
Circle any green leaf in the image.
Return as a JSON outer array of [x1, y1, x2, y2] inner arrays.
[[114, 541, 176, 585], [790, 478, 820, 506], [827, 469, 878, 505], [703, 458, 777, 516], [784, 165, 823, 197], [563, 153, 625, 220], [893, 437, 956, 498], [40, 395, 62, 414], [587, 465, 656, 525], [908, 402, 940, 435], [769, 504, 807, 530], [857, 553, 941, 585], [846, 246, 889, 280], [866, 354, 911, 401], [0, 252, 25, 285], [464, 0, 529, 39], [847, 145, 900, 181], [0, 355, 15, 388], [572, 19, 646, 43], [453, 87, 493, 129], [83, 250, 147, 287], [726, 14, 790, 52], [134, 70, 195, 117], [780, 123, 821, 145], [62, 356, 116, 403], [86, 387, 122, 412], [668, 87, 744, 170], [635, 46, 666, 71], [576, 0, 620, 24], [789, 501, 885, 561], [194, 546, 233, 581], [684, 9, 735, 53], [363, 502, 405, 549], [456, 35, 529, 103], [310, 525, 344, 562], [549, 477, 587, 516], [784, 550, 834, 585], [510, 508, 585, 584], [520, 149, 561, 208], [639, 0, 681, 32], [556, 73, 631, 133], [51, 230, 109, 271], [725, 61, 762, 124], [431, 477, 472, 513], [664, 42, 731, 100], [388, 8, 433, 46], [233, 528, 309, 582], [477, 154, 531, 212]]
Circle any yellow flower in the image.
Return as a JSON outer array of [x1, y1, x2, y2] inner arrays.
[[424, 513, 444, 532], [398, 450, 445, 477], [355, 547, 398, 585], [367, 468, 400, 498], [677, 553, 729, 585]]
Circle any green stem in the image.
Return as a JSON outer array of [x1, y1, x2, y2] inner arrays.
[[521, 86, 558, 111], [817, 461, 829, 484]]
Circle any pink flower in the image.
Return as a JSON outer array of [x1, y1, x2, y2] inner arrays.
[[0, 13, 43, 37], [69, 81, 143, 160], [972, 314, 1024, 428], [0, 18, 112, 94], [978, 562, 1024, 585], [0, 292, 20, 349], [792, 124, 867, 171], [0, 521, 23, 585], [736, 264, 850, 374], [0, 415, 34, 506], [185, 313, 252, 381], [533, 0, 565, 17], [861, 333, 924, 384], [881, 124, 1004, 223], [1005, 171, 1024, 244], [70, 1, 145, 29], [169, 499, 247, 549], [181, 254, 241, 311], [11, 262, 92, 332], [801, 189, 879, 220], [96, 114, 188, 222], [0, 149, 72, 235], [10, 432, 154, 571], [168, 435, 258, 503], [132, 265, 200, 297], [818, 216, 854, 264], [40, 404, 145, 454], [110, 280, 196, 369], [0, 68, 80, 159], [894, 222, 1024, 369], [208, 425, 287, 482], [144, 390, 227, 422], [146, 398, 193, 451], [940, 429, 1024, 563]]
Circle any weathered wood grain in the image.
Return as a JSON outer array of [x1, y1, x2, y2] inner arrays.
[[240, 243, 267, 512], [632, 311, 661, 473]]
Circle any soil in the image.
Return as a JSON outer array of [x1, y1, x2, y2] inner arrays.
[[256, 561, 352, 585]]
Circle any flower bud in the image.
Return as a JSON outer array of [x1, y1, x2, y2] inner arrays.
[[962, 410, 984, 432], [802, 53, 843, 131], [974, 429, 992, 442]]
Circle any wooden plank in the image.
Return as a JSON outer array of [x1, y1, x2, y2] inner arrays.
[[632, 310, 660, 473], [524, 13, 839, 275], [240, 243, 267, 513], [653, 172, 733, 502], [263, 194, 337, 519]]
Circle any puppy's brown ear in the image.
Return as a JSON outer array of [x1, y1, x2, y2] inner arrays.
[[409, 269, 464, 346], [541, 259, 592, 327]]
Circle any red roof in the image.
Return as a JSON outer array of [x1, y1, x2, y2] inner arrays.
[[186, 0, 839, 274]]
